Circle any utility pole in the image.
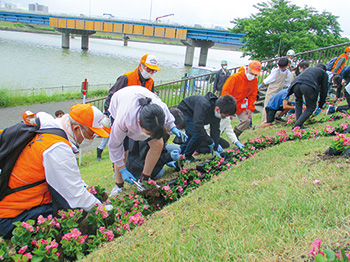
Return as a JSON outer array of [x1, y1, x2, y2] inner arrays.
[[149, 0, 153, 21]]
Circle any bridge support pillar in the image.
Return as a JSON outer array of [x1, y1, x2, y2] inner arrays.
[[184, 46, 195, 66], [199, 47, 209, 66], [181, 39, 214, 67], [55, 28, 96, 50], [81, 35, 89, 50], [62, 32, 70, 49]]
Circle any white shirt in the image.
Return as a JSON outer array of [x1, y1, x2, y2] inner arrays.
[[205, 117, 238, 144], [108, 85, 176, 167], [37, 112, 101, 211]]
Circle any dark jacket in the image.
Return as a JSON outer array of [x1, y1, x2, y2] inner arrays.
[[213, 69, 230, 92], [340, 65, 350, 82], [126, 137, 172, 180], [103, 68, 154, 112], [177, 92, 220, 147], [288, 67, 328, 108]]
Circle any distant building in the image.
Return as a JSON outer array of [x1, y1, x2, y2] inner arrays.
[[2, 2, 18, 10], [29, 3, 48, 13]]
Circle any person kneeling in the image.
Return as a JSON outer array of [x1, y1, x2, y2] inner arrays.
[[177, 92, 236, 163], [254, 89, 294, 129]]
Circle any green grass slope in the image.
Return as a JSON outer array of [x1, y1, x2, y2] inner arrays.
[[79, 116, 350, 262]]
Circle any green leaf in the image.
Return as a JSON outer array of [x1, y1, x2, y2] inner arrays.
[[340, 249, 348, 262], [324, 249, 336, 261], [31, 255, 45, 262], [315, 253, 328, 262]]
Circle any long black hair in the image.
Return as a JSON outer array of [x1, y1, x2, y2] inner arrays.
[[293, 61, 309, 76], [138, 97, 166, 139]]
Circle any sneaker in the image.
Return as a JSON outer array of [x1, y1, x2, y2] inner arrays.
[[275, 116, 287, 123], [185, 156, 201, 163], [109, 185, 123, 198], [326, 105, 335, 115], [193, 151, 199, 156]]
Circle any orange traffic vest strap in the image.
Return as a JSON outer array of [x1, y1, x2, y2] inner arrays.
[[124, 68, 154, 91], [3, 127, 68, 198]]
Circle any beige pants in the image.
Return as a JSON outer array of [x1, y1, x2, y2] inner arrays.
[[236, 111, 251, 132]]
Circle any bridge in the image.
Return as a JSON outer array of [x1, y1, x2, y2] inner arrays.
[[0, 10, 245, 66]]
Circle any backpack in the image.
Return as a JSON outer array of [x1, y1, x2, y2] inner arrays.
[[0, 120, 68, 201], [326, 57, 338, 71]]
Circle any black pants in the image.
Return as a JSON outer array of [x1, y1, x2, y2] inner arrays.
[[337, 90, 350, 112], [293, 84, 318, 128], [196, 137, 230, 154]]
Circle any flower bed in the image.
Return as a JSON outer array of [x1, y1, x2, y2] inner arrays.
[[1, 114, 350, 261]]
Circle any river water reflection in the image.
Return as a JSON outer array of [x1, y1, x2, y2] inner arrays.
[[0, 30, 249, 90]]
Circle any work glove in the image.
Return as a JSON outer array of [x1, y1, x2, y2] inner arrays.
[[235, 141, 245, 149], [120, 168, 136, 184], [214, 151, 221, 157], [170, 150, 181, 161], [217, 144, 224, 153], [171, 127, 188, 143], [105, 204, 113, 211], [314, 107, 322, 116], [166, 161, 177, 169], [258, 83, 264, 89], [102, 116, 111, 128], [208, 141, 215, 152]]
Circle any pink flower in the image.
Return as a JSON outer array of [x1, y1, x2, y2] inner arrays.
[[148, 180, 157, 186], [102, 212, 109, 218], [162, 211, 168, 215], [24, 253, 33, 259], [37, 215, 47, 225], [68, 210, 75, 218], [0, 256, 3, 260], [313, 180, 320, 184], [163, 186, 171, 191], [302, 177, 306, 181], [178, 187, 184, 193], [78, 235, 87, 244], [194, 180, 201, 184], [143, 205, 149, 210], [18, 245, 28, 254]]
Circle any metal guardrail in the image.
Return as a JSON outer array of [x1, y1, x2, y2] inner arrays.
[[87, 41, 350, 112]]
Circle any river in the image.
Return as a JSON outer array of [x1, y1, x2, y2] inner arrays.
[[0, 30, 249, 91]]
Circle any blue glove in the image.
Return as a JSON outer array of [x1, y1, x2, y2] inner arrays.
[[208, 141, 215, 151], [314, 107, 322, 116], [214, 151, 221, 157], [235, 141, 245, 149], [166, 161, 177, 169], [171, 127, 188, 143], [120, 168, 136, 184], [217, 144, 224, 153], [258, 83, 263, 89], [170, 150, 180, 161]]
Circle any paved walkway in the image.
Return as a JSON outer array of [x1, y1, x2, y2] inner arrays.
[[0, 100, 103, 154]]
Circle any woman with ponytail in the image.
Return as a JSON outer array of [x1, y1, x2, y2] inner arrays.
[[107, 85, 186, 196]]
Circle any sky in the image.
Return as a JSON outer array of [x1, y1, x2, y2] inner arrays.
[[5, 0, 350, 37]]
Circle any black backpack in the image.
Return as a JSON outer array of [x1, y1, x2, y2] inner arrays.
[[0, 120, 68, 201]]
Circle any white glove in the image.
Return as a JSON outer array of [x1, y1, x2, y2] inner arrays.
[[102, 116, 111, 128], [105, 204, 113, 211]]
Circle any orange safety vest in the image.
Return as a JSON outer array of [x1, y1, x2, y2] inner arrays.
[[124, 68, 154, 91], [0, 133, 71, 218], [332, 53, 349, 74]]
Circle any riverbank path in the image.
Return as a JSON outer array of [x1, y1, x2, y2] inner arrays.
[[0, 99, 102, 153]]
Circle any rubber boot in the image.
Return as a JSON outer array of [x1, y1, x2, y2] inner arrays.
[[234, 127, 243, 139], [97, 148, 103, 161]]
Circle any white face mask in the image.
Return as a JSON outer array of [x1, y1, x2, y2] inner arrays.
[[246, 72, 256, 81], [222, 65, 227, 70], [214, 111, 222, 119], [28, 117, 36, 124], [140, 68, 153, 80], [77, 126, 94, 148]]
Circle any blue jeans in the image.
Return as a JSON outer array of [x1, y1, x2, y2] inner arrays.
[[180, 115, 201, 158], [98, 137, 109, 150]]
